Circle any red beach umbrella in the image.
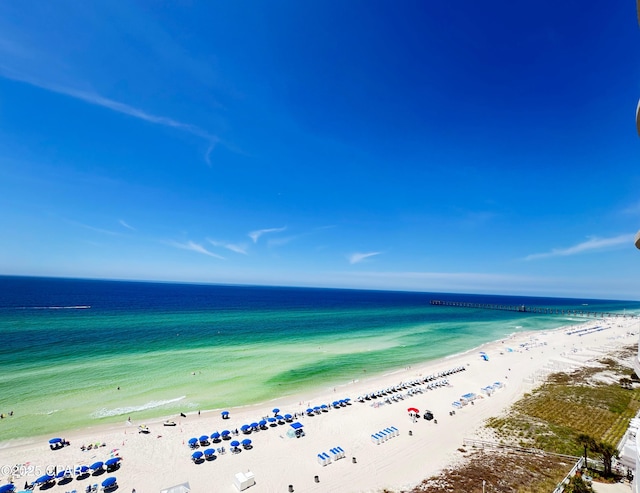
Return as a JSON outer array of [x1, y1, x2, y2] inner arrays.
[[407, 407, 419, 414]]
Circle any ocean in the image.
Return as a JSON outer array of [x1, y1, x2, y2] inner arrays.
[[2, 276, 639, 441]]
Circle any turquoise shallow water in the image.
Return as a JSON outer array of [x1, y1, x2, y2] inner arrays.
[[2, 276, 639, 441]]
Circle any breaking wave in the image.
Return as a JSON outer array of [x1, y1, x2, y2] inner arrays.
[[14, 305, 91, 310], [91, 396, 186, 418]]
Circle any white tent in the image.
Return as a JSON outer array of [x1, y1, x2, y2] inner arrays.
[[233, 471, 256, 491], [160, 482, 190, 493]]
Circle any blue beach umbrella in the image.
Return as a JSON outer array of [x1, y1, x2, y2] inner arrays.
[[321, 404, 328, 409], [188, 437, 198, 446], [250, 422, 259, 429], [211, 432, 220, 440], [191, 451, 203, 460], [204, 448, 215, 456], [105, 457, 121, 467], [221, 430, 230, 436], [230, 440, 240, 447], [332, 401, 340, 407], [241, 439, 252, 447], [267, 417, 276, 424], [90, 461, 103, 471], [240, 424, 250, 432], [102, 477, 117, 488], [272, 408, 280, 414], [306, 408, 314, 414], [199, 435, 209, 442], [221, 411, 229, 418], [48, 437, 62, 444], [259, 420, 267, 427], [35, 474, 54, 484], [56, 469, 66, 478], [0, 485, 14, 493], [75, 465, 89, 475], [284, 414, 292, 420]]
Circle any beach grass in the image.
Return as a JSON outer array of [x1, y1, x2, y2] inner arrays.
[[413, 449, 574, 493], [487, 345, 640, 457], [411, 345, 639, 492]]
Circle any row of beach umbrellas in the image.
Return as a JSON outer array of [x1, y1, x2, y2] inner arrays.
[[10, 474, 117, 489], [24, 457, 122, 487], [191, 439, 252, 461]]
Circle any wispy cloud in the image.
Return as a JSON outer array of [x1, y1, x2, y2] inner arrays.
[[63, 218, 120, 236], [249, 227, 286, 243], [348, 251, 382, 264], [167, 240, 225, 259], [0, 68, 219, 157], [621, 201, 640, 216], [524, 234, 635, 261], [204, 139, 219, 167], [208, 239, 248, 255], [119, 219, 135, 231]]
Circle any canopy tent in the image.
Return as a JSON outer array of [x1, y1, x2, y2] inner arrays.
[[288, 421, 305, 438], [160, 482, 191, 493]]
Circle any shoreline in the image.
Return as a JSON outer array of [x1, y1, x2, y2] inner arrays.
[[1, 318, 637, 492], [0, 323, 565, 447]]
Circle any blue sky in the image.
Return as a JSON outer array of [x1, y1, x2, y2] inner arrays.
[[1, 1, 640, 299]]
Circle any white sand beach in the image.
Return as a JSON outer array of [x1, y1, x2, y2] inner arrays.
[[1, 318, 638, 493]]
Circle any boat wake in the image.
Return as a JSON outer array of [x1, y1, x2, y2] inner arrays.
[[92, 396, 186, 418], [13, 305, 91, 310]]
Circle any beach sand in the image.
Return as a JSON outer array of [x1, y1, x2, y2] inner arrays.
[[1, 318, 637, 493]]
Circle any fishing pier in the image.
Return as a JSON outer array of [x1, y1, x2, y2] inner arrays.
[[429, 300, 637, 319]]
